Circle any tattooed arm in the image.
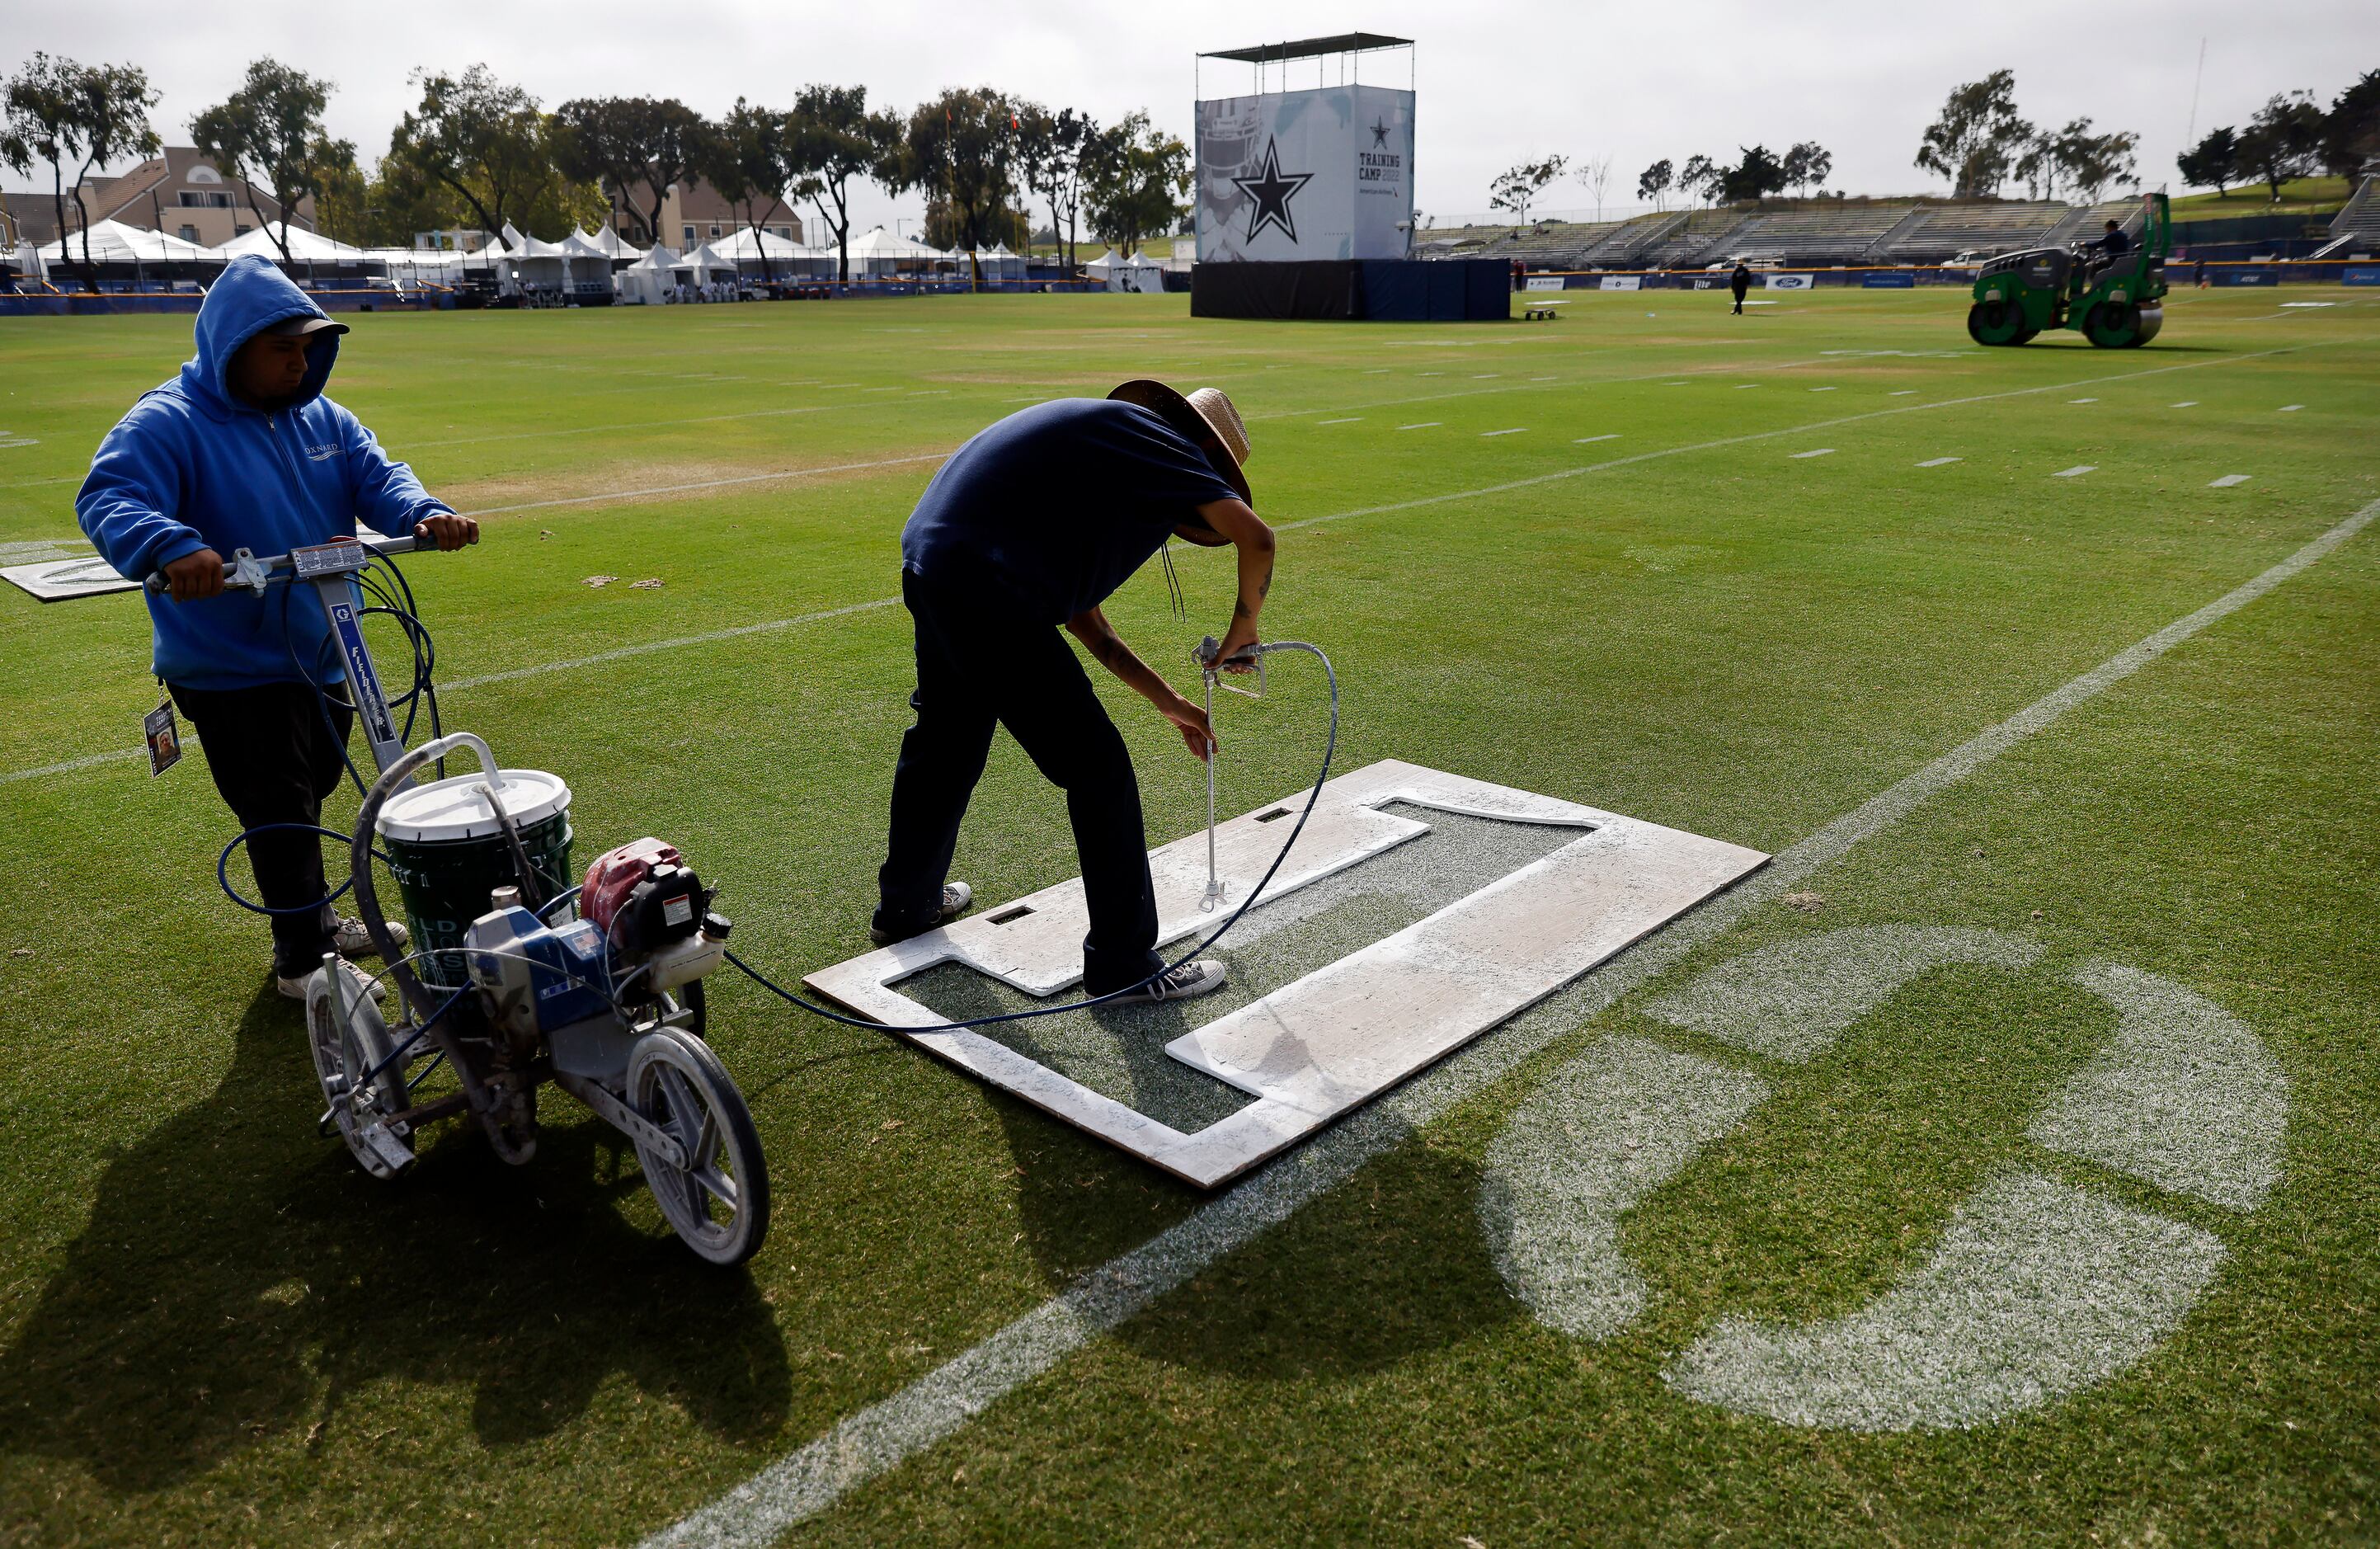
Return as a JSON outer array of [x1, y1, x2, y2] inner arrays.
[[1065, 605, 1216, 759], [1193, 497, 1276, 669]]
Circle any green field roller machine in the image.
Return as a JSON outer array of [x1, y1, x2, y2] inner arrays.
[[1968, 192, 2169, 348]]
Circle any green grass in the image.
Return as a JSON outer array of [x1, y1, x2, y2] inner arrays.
[[2171, 176, 2354, 218], [1, 286, 2375, 1547]]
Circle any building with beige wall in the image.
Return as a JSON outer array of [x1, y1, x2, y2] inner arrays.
[[603, 172, 799, 251], [59, 148, 316, 248]]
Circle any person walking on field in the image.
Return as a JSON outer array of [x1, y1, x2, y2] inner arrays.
[[1729, 261, 1752, 315], [76, 256, 477, 1003], [873, 381, 1275, 1005]]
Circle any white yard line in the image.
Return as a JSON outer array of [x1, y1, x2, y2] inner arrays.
[[2055, 466, 2096, 478], [2279, 404, 2304, 412], [1316, 417, 1363, 426], [1396, 422, 1441, 431], [1482, 428, 1527, 437], [1790, 449, 1836, 459], [639, 497, 2378, 1549], [2209, 474, 2252, 487], [1574, 435, 1620, 444], [1917, 457, 1963, 468]]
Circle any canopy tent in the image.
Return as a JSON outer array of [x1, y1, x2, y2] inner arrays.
[[711, 226, 830, 280], [672, 242, 741, 285], [1085, 247, 1167, 294], [843, 225, 952, 277], [967, 242, 1027, 284], [216, 225, 369, 264], [37, 219, 218, 267], [616, 246, 678, 304], [574, 226, 647, 261], [492, 228, 607, 298]]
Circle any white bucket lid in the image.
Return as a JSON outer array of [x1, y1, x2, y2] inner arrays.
[[374, 768, 571, 844]]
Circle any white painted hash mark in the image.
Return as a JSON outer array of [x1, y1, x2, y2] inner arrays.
[[2054, 465, 2095, 478], [1397, 422, 1442, 431], [1917, 457, 1963, 468], [1809, 386, 1837, 392], [1662, 1171, 2226, 1431], [1790, 448, 1836, 459], [1479, 1038, 1768, 1339], [1573, 435, 1620, 444], [2030, 961, 2288, 1211], [2171, 402, 2197, 407], [2071, 398, 2100, 403], [1734, 384, 1762, 389], [636, 499, 2377, 1548], [1482, 428, 1527, 437], [2279, 404, 2303, 412], [1889, 390, 1919, 396], [1317, 417, 1363, 425], [2208, 474, 2251, 488]]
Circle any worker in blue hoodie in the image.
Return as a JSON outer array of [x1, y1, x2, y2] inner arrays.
[[78, 256, 477, 1001]]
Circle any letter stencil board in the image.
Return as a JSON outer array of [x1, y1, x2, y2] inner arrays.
[[804, 761, 1767, 1187]]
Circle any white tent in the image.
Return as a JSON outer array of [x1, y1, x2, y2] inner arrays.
[[712, 226, 830, 279], [616, 246, 678, 304], [576, 225, 647, 261], [494, 228, 603, 298], [216, 225, 369, 264], [673, 242, 741, 282], [37, 219, 217, 267], [967, 242, 1026, 284], [1085, 247, 1166, 294], [844, 225, 951, 277]]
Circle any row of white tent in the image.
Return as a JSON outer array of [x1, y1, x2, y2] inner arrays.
[[7, 218, 1164, 294]]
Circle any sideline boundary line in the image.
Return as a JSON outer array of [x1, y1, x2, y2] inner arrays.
[[640, 497, 2376, 1547], [0, 343, 2327, 791]]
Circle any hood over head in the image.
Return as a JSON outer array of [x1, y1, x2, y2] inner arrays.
[[181, 255, 343, 417]]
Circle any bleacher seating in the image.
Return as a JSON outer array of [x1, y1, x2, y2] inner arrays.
[[2312, 177, 2380, 259], [1578, 211, 1687, 266], [1635, 212, 1761, 270], [1704, 204, 1918, 265], [2043, 198, 2145, 248], [1876, 202, 2070, 262], [1473, 220, 1628, 269]]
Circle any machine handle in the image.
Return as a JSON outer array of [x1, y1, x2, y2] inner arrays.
[[144, 533, 430, 593]]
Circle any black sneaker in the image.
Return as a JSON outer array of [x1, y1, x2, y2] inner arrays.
[[869, 882, 975, 946], [1102, 959, 1228, 1005]]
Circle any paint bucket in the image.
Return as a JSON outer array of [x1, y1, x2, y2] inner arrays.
[[374, 769, 573, 987]]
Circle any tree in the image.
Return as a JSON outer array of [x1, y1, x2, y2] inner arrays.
[[2, 54, 159, 290], [1489, 154, 1567, 224], [1781, 141, 1832, 198], [2237, 92, 2326, 202], [1916, 69, 2030, 197], [2048, 117, 2138, 202], [192, 59, 352, 264], [1636, 158, 1673, 210], [387, 66, 562, 240], [1719, 144, 1789, 204], [785, 84, 900, 282], [2177, 125, 2241, 197], [2013, 129, 2058, 200], [1573, 153, 1615, 222], [1082, 111, 1189, 257], [882, 87, 1018, 281], [552, 96, 713, 246], [1678, 153, 1720, 207], [1015, 102, 1096, 266], [2318, 70, 2380, 183], [700, 98, 796, 280]]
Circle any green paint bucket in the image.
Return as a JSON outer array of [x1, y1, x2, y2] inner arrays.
[[374, 769, 574, 988]]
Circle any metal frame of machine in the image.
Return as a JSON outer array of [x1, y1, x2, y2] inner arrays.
[[1968, 192, 2171, 349]]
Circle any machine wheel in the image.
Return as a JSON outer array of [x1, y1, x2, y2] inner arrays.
[[2083, 300, 2144, 348], [2133, 303, 2164, 345], [2015, 327, 2041, 344], [308, 966, 416, 1180], [628, 1027, 769, 1265], [1966, 299, 2026, 346]]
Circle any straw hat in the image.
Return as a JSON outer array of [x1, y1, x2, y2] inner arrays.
[[1108, 379, 1251, 539]]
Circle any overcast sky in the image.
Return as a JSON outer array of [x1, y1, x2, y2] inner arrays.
[[10, 0, 2374, 233]]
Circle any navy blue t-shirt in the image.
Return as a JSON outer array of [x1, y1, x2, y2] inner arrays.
[[901, 398, 1239, 624]]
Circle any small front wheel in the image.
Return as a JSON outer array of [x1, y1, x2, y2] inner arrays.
[[308, 965, 416, 1180], [627, 1027, 769, 1265]]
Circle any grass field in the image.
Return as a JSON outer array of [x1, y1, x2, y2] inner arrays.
[[1, 285, 2375, 1547]]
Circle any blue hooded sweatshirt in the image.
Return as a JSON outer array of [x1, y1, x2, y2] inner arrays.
[[76, 256, 451, 690]]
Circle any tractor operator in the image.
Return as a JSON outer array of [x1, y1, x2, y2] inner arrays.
[[2083, 219, 2133, 286], [873, 381, 1274, 1006], [77, 255, 477, 1004]]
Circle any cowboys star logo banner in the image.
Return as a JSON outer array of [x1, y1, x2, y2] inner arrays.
[[1195, 84, 1415, 261]]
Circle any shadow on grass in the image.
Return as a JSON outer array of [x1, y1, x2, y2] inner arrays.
[[0, 981, 791, 1493]]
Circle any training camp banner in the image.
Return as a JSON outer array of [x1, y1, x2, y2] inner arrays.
[[1196, 84, 1415, 262]]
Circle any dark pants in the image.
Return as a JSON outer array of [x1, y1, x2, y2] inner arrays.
[[170, 680, 355, 978], [1731, 289, 1747, 313], [874, 568, 1164, 995]]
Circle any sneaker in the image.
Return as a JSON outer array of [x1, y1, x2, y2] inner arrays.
[[1102, 958, 1228, 1005], [869, 882, 975, 946], [279, 958, 388, 1003], [334, 916, 408, 960]]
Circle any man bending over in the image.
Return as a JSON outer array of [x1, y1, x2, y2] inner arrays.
[[873, 380, 1274, 1005]]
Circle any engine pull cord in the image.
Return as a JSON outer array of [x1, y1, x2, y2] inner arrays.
[[724, 639, 1336, 1035]]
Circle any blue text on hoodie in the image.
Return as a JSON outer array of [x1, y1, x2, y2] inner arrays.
[[76, 256, 451, 690]]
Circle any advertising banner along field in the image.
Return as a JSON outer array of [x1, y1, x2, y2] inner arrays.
[[1196, 84, 1415, 262]]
